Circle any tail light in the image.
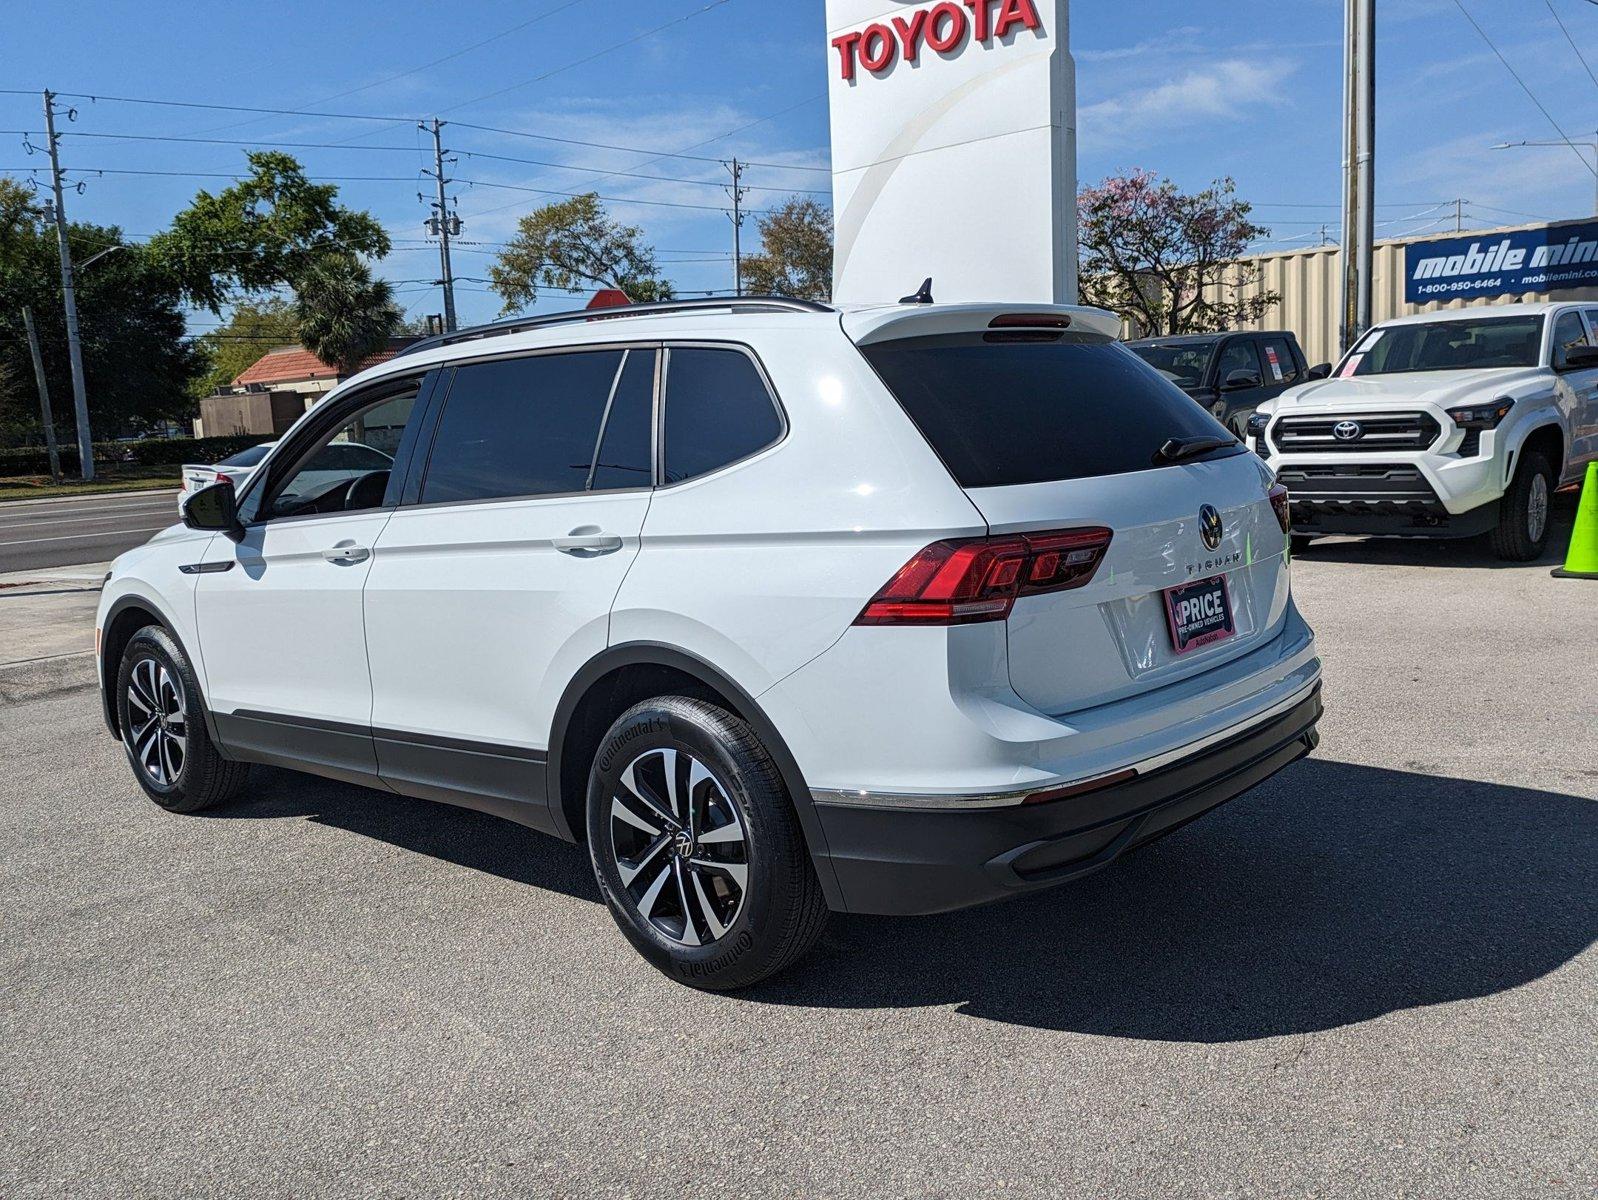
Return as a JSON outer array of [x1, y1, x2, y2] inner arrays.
[[855, 527, 1113, 626], [1269, 484, 1291, 534], [215, 472, 231, 485]]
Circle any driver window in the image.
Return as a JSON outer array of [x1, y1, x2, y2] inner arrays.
[[267, 387, 418, 520], [1217, 340, 1262, 383], [1553, 311, 1591, 369]]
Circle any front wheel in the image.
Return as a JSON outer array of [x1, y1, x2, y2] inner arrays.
[[116, 626, 250, 813], [586, 697, 829, 991], [1490, 450, 1555, 562]]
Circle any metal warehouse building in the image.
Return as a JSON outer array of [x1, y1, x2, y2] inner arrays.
[[1213, 217, 1598, 367]]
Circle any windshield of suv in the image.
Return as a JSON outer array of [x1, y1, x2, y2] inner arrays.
[[860, 333, 1241, 489], [1126, 339, 1217, 388], [1344, 316, 1545, 376]]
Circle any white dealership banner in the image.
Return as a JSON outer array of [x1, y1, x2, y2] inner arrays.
[[825, 0, 1077, 305]]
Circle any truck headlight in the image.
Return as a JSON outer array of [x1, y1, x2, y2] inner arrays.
[[1246, 413, 1271, 436], [1445, 399, 1514, 430]]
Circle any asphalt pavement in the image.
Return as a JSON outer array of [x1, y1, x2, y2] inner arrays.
[[1, 525, 1593, 1198], [0, 490, 178, 575]]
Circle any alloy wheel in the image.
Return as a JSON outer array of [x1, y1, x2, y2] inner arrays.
[[608, 747, 750, 947], [1528, 473, 1549, 543], [127, 657, 187, 787]]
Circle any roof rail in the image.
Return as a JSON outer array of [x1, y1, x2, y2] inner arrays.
[[394, 295, 836, 360]]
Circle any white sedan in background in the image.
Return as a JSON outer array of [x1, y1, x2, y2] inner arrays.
[[179, 443, 277, 510]]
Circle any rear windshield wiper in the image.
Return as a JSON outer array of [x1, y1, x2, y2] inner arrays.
[[1152, 435, 1238, 465]]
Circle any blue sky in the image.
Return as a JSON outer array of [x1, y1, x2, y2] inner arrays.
[[3, 0, 1597, 331]]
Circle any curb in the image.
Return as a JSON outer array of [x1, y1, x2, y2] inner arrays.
[[0, 652, 98, 705]]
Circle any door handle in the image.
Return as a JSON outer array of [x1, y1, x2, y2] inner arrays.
[[553, 527, 624, 556], [322, 544, 371, 564]]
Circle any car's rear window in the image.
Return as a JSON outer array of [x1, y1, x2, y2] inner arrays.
[[859, 333, 1239, 488], [218, 445, 271, 469]]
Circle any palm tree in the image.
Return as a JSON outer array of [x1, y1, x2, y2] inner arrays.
[[293, 256, 401, 376]]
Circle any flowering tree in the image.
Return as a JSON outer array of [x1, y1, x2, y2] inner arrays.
[[1077, 171, 1279, 336]]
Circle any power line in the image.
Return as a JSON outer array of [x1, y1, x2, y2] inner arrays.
[[1545, 0, 1598, 92], [1451, 0, 1598, 178], [448, 119, 831, 174], [438, 0, 737, 116], [0, 88, 416, 125]]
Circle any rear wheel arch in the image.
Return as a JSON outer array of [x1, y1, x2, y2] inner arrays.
[[546, 643, 843, 907]]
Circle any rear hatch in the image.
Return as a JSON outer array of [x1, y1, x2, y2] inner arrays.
[[851, 307, 1291, 715]]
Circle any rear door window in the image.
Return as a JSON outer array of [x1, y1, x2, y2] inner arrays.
[[860, 333, 1239, 488], [1259, 337, 1300, 385], [422, 350, 623, 504], [662, 348, 784, 484]]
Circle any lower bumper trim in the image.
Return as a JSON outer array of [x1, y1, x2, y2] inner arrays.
[[811, 685, 1323, 916]]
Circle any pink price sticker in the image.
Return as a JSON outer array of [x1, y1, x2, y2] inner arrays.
[[1339, 355, 1364, 378]]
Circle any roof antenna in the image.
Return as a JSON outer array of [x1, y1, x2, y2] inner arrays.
[[899, 278, 934, 305]]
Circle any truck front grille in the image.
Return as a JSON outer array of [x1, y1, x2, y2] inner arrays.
[[1276, 464, 1441, 510], [1272, 412, 1441, 454]]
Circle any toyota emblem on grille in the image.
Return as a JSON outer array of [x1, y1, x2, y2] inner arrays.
[[1333, 420, 1364, 442], [1199, 505, 1224, 551]]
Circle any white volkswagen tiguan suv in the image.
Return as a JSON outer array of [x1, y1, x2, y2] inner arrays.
[[97, 298, 1321, 990]]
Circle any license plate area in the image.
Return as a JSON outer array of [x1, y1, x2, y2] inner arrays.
[[1163, 575, 1236, 655]]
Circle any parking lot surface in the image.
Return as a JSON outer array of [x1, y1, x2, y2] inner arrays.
[[2, 521, 1593, 1198]]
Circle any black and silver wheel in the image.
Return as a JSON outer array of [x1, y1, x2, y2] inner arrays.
[[587, 697, 828, 991], [1490, 450, 1555, 562], [115, 626, 250, 813]]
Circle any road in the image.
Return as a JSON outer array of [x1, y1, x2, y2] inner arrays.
[[1, 527, 1593, 1198], [0, 490, 178, 576]]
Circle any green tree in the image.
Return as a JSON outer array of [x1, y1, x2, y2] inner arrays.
[[189, 297, 300, 400], [148, 151, 390, 314], [489, 194, 674, 312], [740, 198, 833, 301], [0, 200, 201, 445], [293, 256, 401, 376], [1077, 171, 1277, 336]]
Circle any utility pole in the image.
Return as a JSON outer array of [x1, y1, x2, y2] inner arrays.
[[1454, 198, 1465, 232], [423, 119, 460, 333], [42, 90, 93, 482], [1339, 0, 1375, 356], [20, 307, 62, 483], [724, 158, 748, 297]]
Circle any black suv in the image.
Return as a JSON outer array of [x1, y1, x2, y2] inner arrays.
[[1126, 331, 1329, 438]]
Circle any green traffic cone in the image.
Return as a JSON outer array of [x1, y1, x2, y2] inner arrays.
[[1552, 461, 1598, 580]]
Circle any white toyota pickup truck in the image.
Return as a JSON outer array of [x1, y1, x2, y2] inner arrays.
[[1249, 302, 1598, 560]]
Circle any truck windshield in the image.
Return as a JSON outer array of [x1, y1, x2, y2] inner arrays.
[[859, 333, 1240, 489], [1126, 340, 1217, 388], [1344, 316, 1545, 376]]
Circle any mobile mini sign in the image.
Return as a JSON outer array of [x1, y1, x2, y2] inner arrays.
[[1404, 220, 1598, 304], [826, 0, 1077, 306]]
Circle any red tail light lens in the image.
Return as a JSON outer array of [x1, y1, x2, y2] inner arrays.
[[855, 528, 1113, 626], [1268, 484, 1291, 534]]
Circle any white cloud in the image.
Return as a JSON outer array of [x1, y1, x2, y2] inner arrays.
[[1079, 59, 1297, 153]]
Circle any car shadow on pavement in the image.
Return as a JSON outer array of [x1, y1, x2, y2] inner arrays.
[[208, 768, 604, 906], [756, 759, 1598, 1042], [1297, 490, 1576, 571]]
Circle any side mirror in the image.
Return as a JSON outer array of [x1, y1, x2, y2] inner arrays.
[[1222, 369, 1263, 391], [1306, 363, 1332, 380], [1559, 345, 1598, 371], [181, 481, 245, 542]]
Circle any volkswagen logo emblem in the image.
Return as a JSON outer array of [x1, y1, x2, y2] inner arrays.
[[1199, 505, 1224, 551], [1333, 420, 1364, 442]]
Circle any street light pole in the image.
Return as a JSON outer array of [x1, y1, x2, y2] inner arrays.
[[1492, 133, 1598, 217]]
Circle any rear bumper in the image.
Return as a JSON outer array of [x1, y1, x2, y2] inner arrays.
[[811, 685, 1322, 916]]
